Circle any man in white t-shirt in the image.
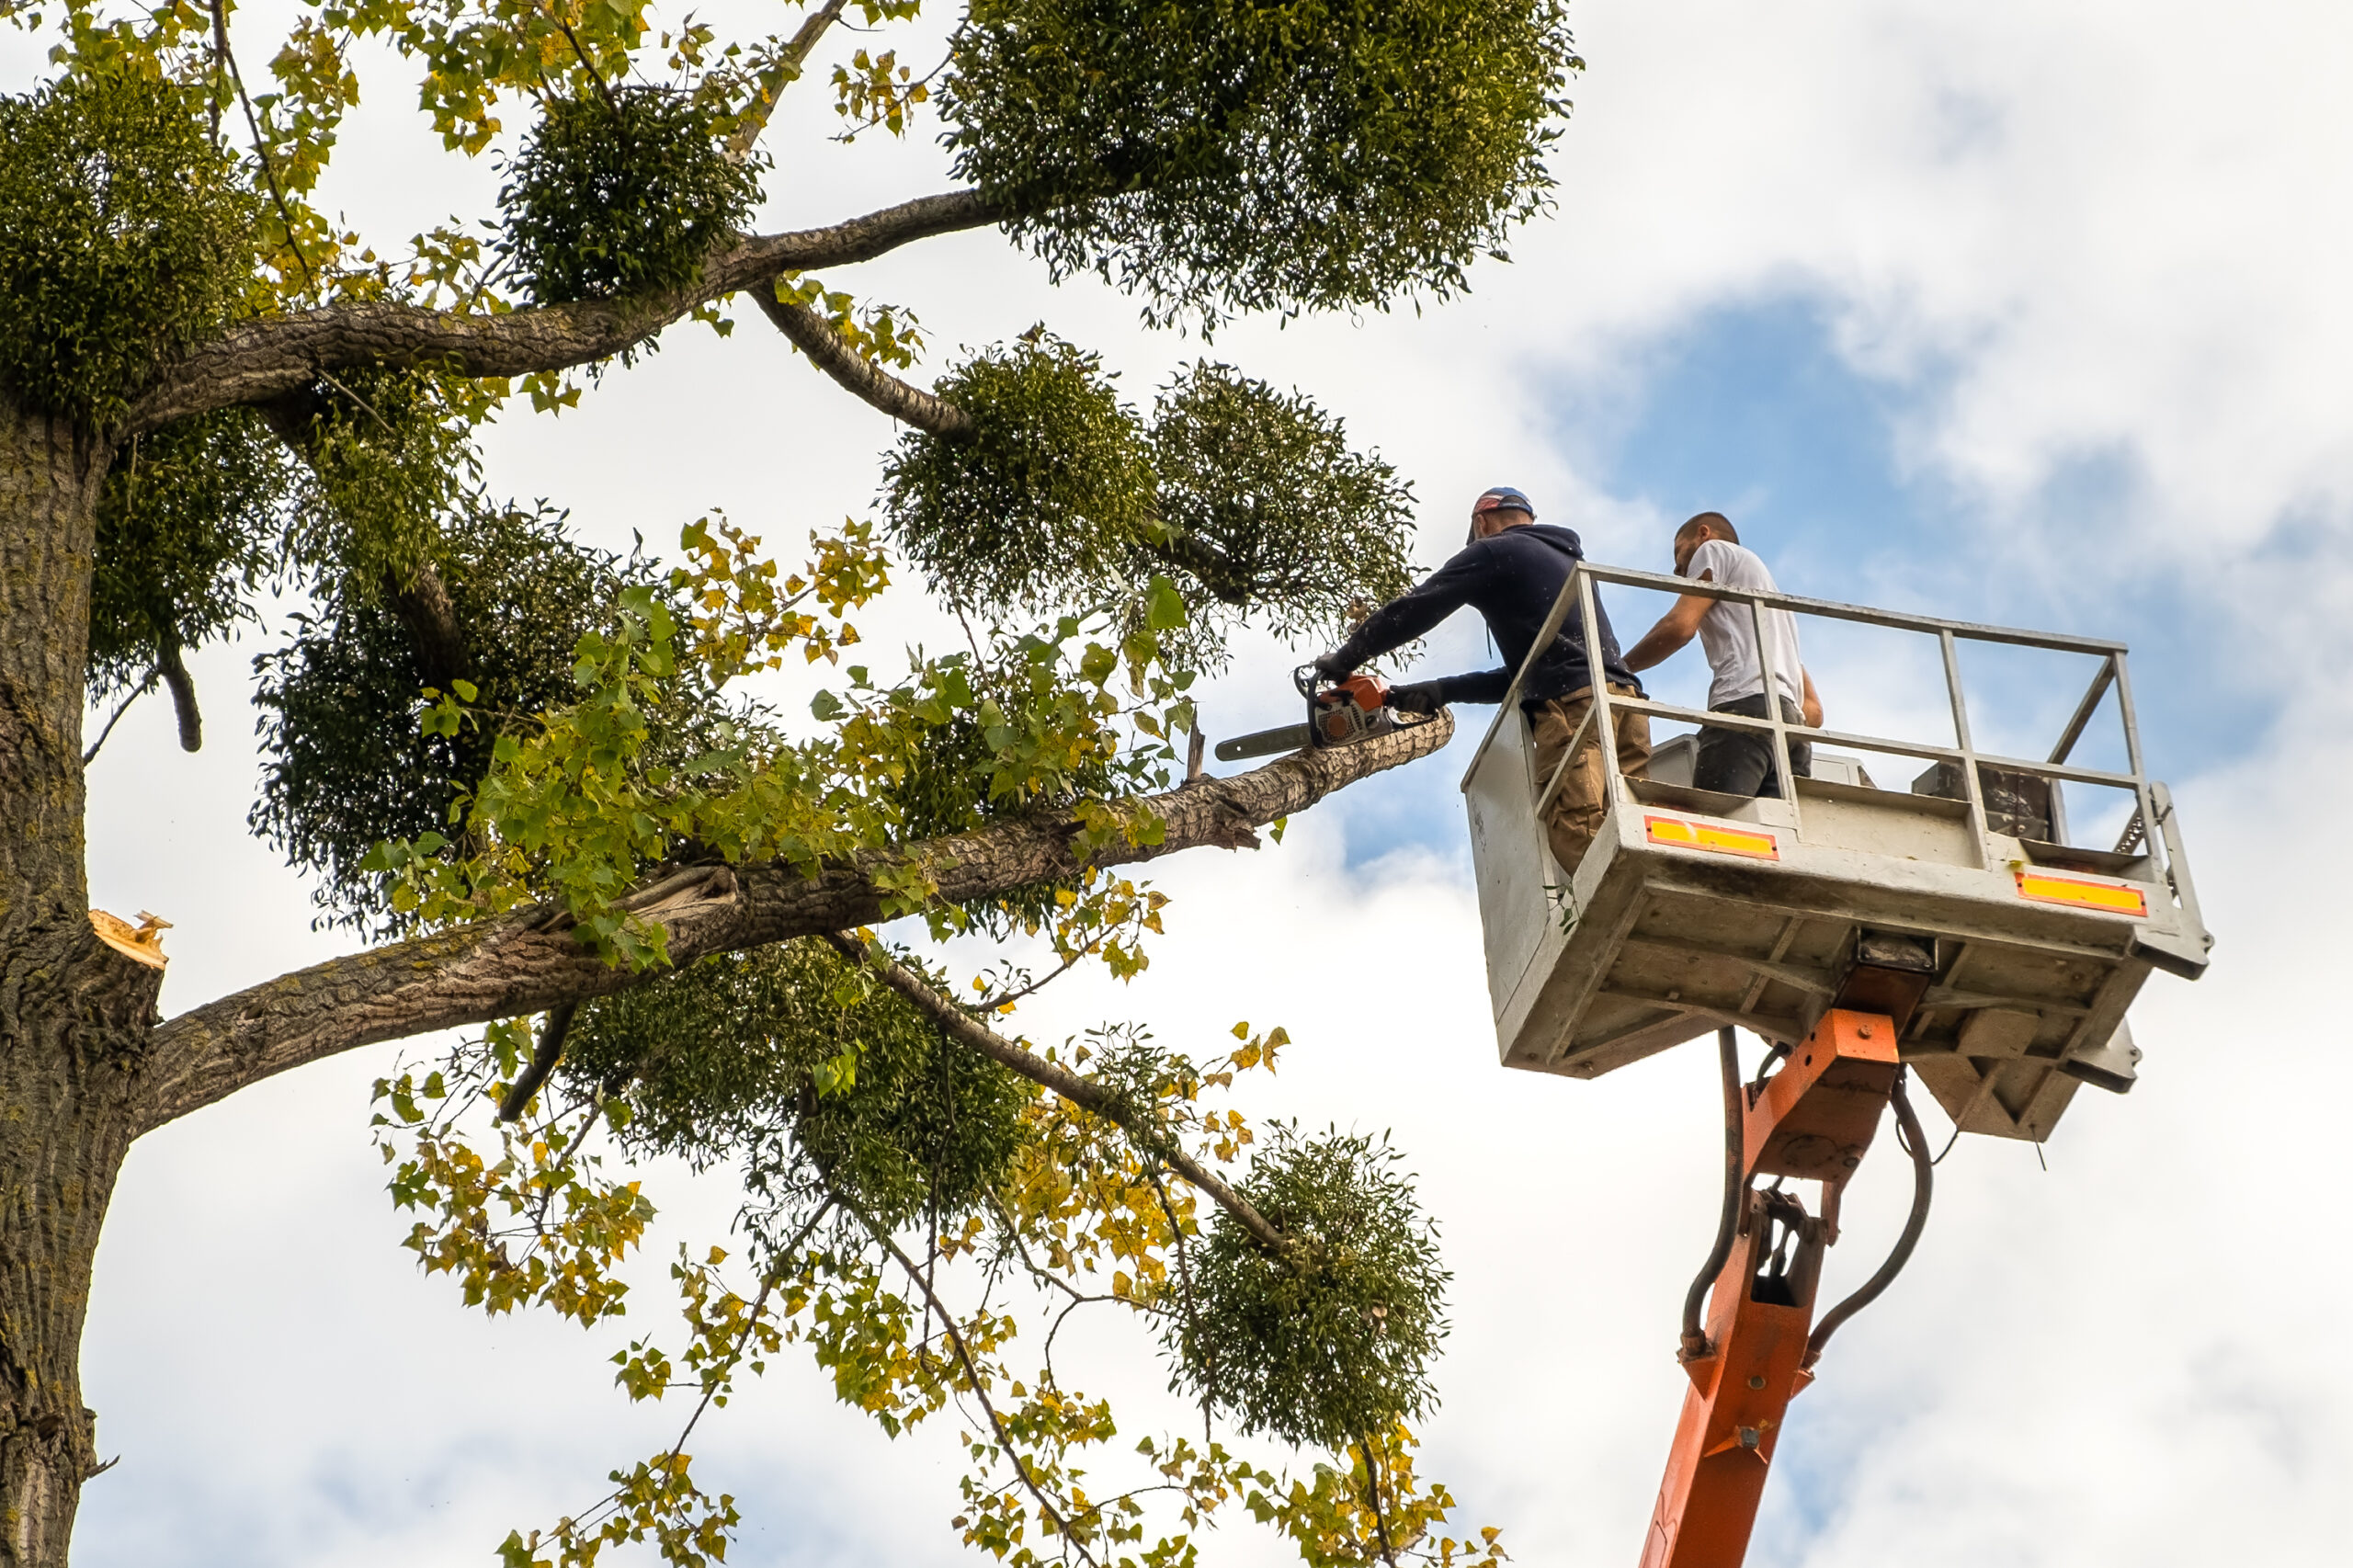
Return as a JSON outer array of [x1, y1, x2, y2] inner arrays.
[[1621, 513, 1824, 798]]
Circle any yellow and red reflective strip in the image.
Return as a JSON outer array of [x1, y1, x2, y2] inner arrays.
[[1644, 814, 1780, 861], [2014, 869, 2149, 917]]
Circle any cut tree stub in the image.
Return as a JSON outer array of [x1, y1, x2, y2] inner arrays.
[[88, 909, 168, 968]]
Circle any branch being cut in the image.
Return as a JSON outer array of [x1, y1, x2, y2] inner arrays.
[[126, 189, 1000, 435], [822, 932, 1291, 1257], [133, 711, 1451, 1136]]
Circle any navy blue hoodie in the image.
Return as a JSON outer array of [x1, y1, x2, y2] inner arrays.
[[1330, 524, 1643, 707]]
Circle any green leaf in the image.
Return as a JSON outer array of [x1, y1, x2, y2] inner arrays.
[[1145, 574, 1188, 631]]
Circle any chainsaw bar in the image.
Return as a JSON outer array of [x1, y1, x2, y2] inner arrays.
[[1214, 724, 1312, 762]]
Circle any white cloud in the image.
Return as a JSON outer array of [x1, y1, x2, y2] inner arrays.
[[1524, 3, 2353, 559]]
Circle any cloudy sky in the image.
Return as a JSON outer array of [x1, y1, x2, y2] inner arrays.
[[17, 1, 2352, 1564]]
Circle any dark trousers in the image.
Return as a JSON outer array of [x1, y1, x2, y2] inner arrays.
[[1694, 692, 1812, 798]]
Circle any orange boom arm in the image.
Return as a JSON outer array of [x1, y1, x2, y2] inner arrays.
[[1640, 1010, 1923, 1568]]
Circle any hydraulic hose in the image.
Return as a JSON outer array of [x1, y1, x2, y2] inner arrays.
[[1802, 1072, 1934, 1371], [1680, 1027, 1746, 1359]]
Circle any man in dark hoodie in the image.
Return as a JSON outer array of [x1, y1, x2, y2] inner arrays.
[[1315, 486, 1650, 873]]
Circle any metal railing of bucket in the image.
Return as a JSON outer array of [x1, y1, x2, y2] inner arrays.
[[1457, 561, 2203, 928]]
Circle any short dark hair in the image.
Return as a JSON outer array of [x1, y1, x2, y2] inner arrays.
[[1677, 511, 1739, 546]]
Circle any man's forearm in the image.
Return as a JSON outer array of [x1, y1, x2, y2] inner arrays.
[[1620, 621, 1691, 673], [1432, 668, 1512, 706], [1623, 591, 1711, 673]]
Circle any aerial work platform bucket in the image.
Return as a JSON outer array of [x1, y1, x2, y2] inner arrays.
[[1461, 563, 2211, 1144]]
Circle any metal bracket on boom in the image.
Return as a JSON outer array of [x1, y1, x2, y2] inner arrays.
[[1639, 1009, 1928, 1568]]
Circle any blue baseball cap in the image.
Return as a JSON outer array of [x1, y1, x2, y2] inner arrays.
[[1472, 486, 1536, 518]]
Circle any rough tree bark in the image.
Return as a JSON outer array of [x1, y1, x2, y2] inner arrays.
[[123, 189, 999, 437], [0, 397, 165, 1568]]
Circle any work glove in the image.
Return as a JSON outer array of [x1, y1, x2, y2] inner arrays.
[[1312, 649, 1358, 680], [1385, 681, 1447, 715]]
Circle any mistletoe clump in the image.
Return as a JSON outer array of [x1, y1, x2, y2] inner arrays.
[[252, 504, 683, 931], [1173, 1124, 1450, 1449], [563, 940, 1035, 1231], [498, 87, 765, 305], [1148, 359, 1416, 651], [0, 70, 255, 426], [89, 406, 294, 698], [943, 0, 1580, 327], [282, 366, 488, 586], [881, 331, 1161, 616], [92, 366, 491, 715], [886, 341, 1419, 667]]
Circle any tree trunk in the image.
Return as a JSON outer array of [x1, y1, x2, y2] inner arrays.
[[0, 395, 153, 1568], [0, 938, 154, 1568]]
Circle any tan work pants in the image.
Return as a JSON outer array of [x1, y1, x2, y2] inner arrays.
[[1528, 683, 1651, 875]]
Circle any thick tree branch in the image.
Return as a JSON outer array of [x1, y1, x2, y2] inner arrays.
[[754, 289, 974, 437], [389, 562, 469, 693], [132, 712, 1450, 1136], [821, 932, 1291, 1256], [125, 189, 1000, 436], [156, 641, 201, 753]]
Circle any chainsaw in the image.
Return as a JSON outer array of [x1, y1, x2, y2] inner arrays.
[[1213, 665, 1396, 762]]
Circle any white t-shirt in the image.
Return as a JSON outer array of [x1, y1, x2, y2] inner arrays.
[[1687, 540, 1802, 710]]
